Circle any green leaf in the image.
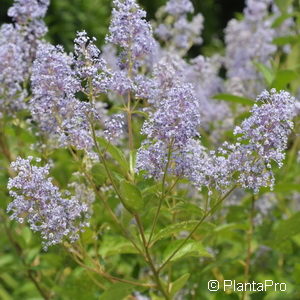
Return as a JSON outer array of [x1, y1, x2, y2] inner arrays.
[[91, 163, 107, 185], [132, 110, 148, 118], [254, 62, 274, 86], [275, 0, 293, 12], [213, 223, 248, 233], [162, 240, 212, 263], [272, 69, 298, 89], [129, 150, 136, 175], [170, 202, 204, 217], [272, 13, 296, 28], [274, 183, 300, 193], [0, 287, 13, 300], [169, 273, 190, 298], [98, 137, 129, 173], [213, 93, 254, 105], [151, 221, 204, 245], [99, 282, 133, 300], [119, 180, 144, 211], [99, 236, 139, 257], [268, 212, 300, 248], [273, 35, 300, 46], [0, 255, 14, 268], [0, 274, 18, 289]]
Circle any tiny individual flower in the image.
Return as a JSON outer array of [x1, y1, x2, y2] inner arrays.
[[7, 157, 90, 250]]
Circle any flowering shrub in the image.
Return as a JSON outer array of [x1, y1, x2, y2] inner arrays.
[[1, 0, 300, 299]]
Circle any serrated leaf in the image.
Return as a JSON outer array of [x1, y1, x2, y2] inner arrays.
[[162, 240, 212, 263], [119, 180, 144, 211], [213, 93, 254, 105], [169, 273, 190, 298]]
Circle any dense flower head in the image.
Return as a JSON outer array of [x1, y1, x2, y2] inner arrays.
[[143, 89, 297, 193], [0, 24, 29, 113], [143, 54, 229, 133], [137, 56, 184, 106], [244, 0, 272, 21], [74, 31, 107, 80], [136, 140, 169, 179], [8, 0, 50, 39], [154, 0, 203, 54], [7, 157, 90, 250], [30, 43, 94, 150], [141, 83, 200, 147], [136, 77, 202, 179], [234, 89, 296, 167], [106, 0, 155, 67], [31, 43, 80, 100], [0, 0, 50, 115], [8, 0, 50, 23], [104, 113, 125, 142], [74, 31, 113, 97], [165, 0, 194, 15], [224, 0, 276, 97], [202, 89, 296, 193]]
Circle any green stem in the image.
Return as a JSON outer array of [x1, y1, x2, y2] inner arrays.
[[147, 144, 173, 246], [158, 185, 237, 272], [127, 92, 134, 152], [135, 214, 170, 300], [67, 146, 144, 258], [242, 195, 255, 300]]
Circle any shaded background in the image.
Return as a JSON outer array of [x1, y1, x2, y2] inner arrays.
[[1, 0, 245, 54]]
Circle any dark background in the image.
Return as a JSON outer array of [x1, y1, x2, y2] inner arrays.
[[0, 0, 245, 53]]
